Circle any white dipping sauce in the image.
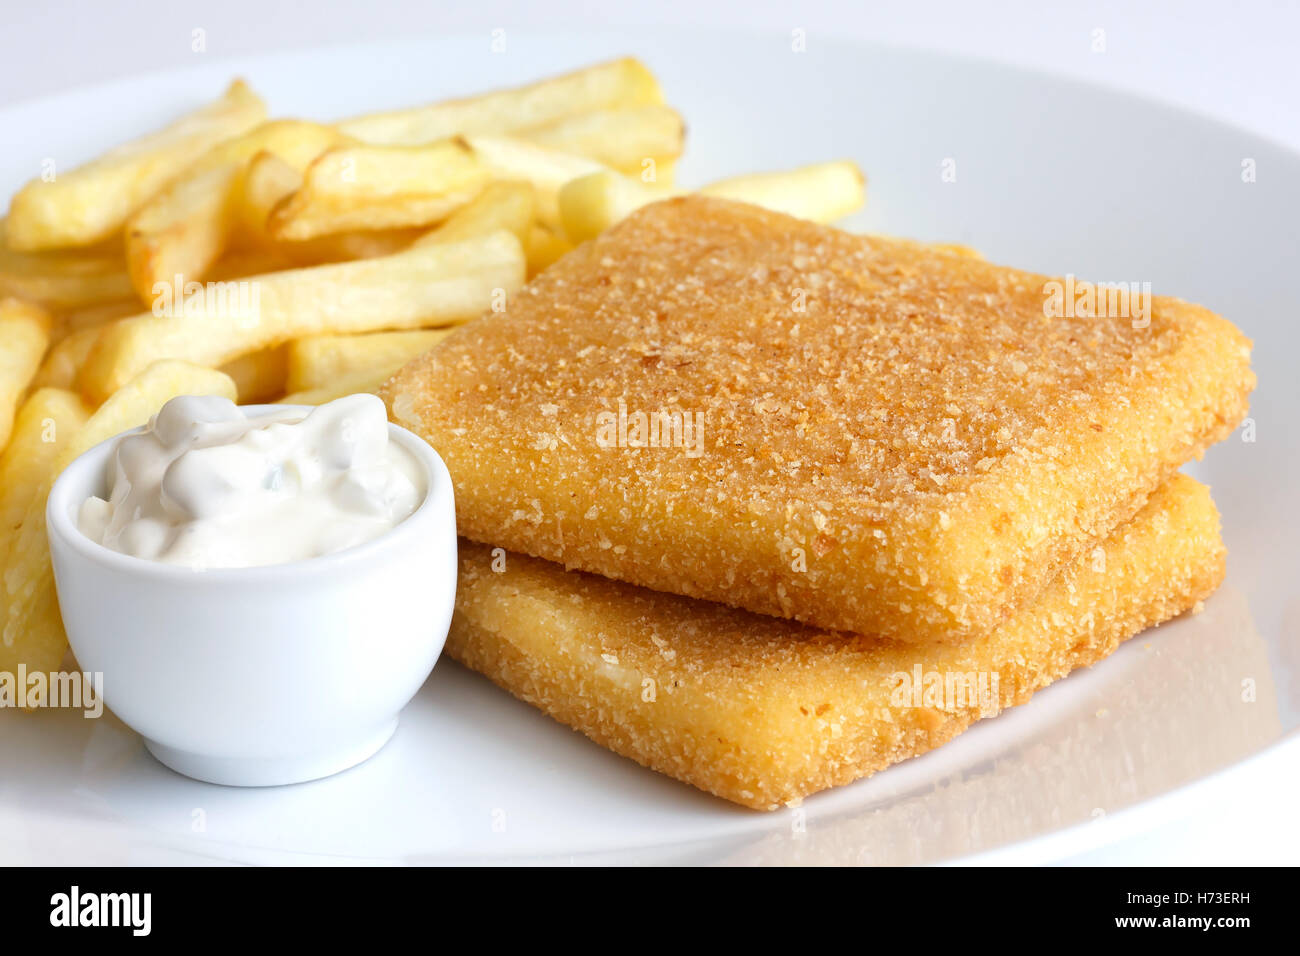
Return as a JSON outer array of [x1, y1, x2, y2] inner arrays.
[[79, 393, 423, 568]]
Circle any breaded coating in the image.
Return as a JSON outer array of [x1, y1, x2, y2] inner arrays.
[[386, 197, 1252, 643], [447, 476, 1225, 810]]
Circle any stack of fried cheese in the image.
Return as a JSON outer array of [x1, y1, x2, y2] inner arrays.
[[382, 197, 1254, 810]]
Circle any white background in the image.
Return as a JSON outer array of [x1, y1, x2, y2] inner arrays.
[[2, 0, 1296, 866], [5, 0, 1299, 153]]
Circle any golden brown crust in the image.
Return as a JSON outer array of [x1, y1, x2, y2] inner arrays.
[[387, 196, 1252, 643], [446, 475, 1225, 810]]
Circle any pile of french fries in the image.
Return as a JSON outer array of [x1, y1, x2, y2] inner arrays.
[[0, 57, 866, 681]]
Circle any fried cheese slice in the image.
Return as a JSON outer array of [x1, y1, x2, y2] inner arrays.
[[447, 475, 1224, 810], [387, 197, 1252, 643]]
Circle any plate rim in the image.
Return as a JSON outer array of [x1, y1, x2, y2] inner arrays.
[[1, 27, 1293, 866]]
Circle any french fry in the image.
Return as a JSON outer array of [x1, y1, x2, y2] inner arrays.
[[240, 151, 423, 263], [213, 231, 430, 277], [521, 105, 684, 175], [701, 160, 865, 223], [274, 231, 423, 268], [219, 119, 352, 171], [0, 261, 134, 310], [1, 361, 237, 678], [238, 150, 303, 239], [6, 81, 266, 251], [125, 164, 242, 304], [1, 225, 123, 273], [338, 57, 662, 146], [0, 299, 54, 448], [0, 389, 89, 535], [558, 161, 867, 242], [414, 180, 535, 248], [286, 329, 450, 393], [268, 140, 488, 239], [282, 230, 424, 265], [648, 158, 676, 187], [1, 217, 133, 309], [463, 136, 610, 227], [40, 311, 299, 403], [205, 248, 300, 281], [125, 120, 346, 302], [557, 170, 665, 242], [219, 344, 289, 403], [65, 362, 238, 457], [524, 224, 573, 277], [278, 367, 394, 406], [79, 231, 525, 402], [32, 324, 106, 392], [0, 388, 91, 691], [50, 298, 138, 345]]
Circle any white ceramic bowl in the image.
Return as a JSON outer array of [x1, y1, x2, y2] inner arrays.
[[45, 403, 457, 787]]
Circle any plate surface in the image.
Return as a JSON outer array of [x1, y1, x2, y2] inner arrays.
[[1, 28, 1296, 865]]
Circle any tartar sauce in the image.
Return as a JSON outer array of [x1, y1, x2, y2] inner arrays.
[[79, 393, 423, 568]]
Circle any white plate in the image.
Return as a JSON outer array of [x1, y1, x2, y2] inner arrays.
[[2, 29, 1296, 866]]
